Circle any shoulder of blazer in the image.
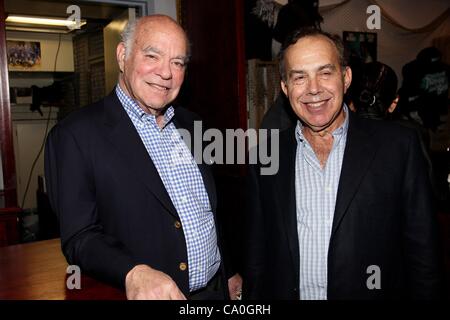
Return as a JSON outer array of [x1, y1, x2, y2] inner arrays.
[[348, 112, 418, 146], [54, 91, 119, 132]]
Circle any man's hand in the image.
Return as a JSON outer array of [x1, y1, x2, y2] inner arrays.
[[125, 264, 187, 300], [228, 273, 243, 300]]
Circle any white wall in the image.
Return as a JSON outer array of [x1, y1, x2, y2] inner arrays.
[[149, 0, 177, 20], [6, 31, 74, 72], [13, 120, 57, 209]]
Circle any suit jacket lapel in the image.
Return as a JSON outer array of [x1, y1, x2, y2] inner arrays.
[[101, 92, 179, 218], [331, 113, 379, 238], [275, 127, 300, 278]]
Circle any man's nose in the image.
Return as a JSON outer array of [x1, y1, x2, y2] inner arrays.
[[307, 76, 321, 95], [156, 60, 172, 80]]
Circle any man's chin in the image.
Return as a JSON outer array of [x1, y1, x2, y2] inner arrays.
[[304, 118, 332, 131], [311, 125, 327, 131], [304, 110, 345, 132]]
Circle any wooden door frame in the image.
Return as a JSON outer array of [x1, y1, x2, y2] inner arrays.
[[0, 0, 18, 208]]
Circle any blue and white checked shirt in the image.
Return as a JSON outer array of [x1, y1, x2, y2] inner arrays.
[[294, 106, 349, 300], [116, 85, 221, 291]]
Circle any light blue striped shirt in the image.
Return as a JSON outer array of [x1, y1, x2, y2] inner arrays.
[[294, 106, 349, 300], [115, 85, 220, 291]]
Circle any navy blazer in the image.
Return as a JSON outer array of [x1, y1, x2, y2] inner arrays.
[[243, 112, 442, 299], [45, 91, 228, 297]]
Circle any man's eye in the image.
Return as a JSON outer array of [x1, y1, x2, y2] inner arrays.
[[146, 54, 157, 60], [173, 61, 185, 68]]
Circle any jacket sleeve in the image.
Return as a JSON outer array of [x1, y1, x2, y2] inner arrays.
[[401, 130, 443, 299], [242, 162, 267, 299], [45, 124, 136, 289]]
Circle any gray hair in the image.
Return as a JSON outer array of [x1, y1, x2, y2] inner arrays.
[[120, 17, 191, 61], [121, 18, 139, 58]]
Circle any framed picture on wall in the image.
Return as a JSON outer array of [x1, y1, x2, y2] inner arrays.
[[343, 31, 377, 65], [6, 40, 41, 70]]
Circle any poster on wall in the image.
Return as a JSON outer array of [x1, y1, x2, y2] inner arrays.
[[6, 40, 41, 71], [343, 31, 377, 66]]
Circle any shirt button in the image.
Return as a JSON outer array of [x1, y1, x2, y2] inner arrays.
[[181, 196, 188, 203], [174, 221, 182, 229], [325, 186, 332, 192], [179, 262, 187, 271]]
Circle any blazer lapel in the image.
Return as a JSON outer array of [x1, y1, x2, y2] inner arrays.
[[101, 92, 179, 218], [331, 113, 379, 238], [275, 127, 300, 277]]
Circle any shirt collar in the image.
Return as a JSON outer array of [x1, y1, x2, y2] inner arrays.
[[115, 84, 175, 128], [295, 104, 350, 143]]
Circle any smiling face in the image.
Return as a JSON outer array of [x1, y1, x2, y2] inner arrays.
[[281, 35, 352, 133], [117, 16, 188, 115]]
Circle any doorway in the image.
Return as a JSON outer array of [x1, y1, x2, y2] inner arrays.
[[0, 0, 144, 243]]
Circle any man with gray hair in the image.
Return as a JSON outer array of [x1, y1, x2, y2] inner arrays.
[[45, 14, 241, 300]]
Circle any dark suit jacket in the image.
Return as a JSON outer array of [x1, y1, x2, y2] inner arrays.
[[45, 91, 229, 297], [243, 112, 442, 299]]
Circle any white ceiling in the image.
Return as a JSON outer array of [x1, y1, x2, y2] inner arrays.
[[4, 0, 127, 21]]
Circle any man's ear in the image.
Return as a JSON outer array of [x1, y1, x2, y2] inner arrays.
[[117, 42, 126, 73], [343, 66, 352, 93], [281, 80, 288, 97]]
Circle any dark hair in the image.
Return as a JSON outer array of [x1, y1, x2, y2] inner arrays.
[[354, 62, 398, 120], [278, 27, 347, 81]]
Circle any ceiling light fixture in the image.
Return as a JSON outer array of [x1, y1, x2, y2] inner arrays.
[[6, 15, 86, 29]]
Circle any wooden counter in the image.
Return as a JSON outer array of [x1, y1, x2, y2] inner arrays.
[[0, 239, 125, 300]]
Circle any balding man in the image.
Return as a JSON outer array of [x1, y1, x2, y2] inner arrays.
[[45, 15, 241, 300]]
